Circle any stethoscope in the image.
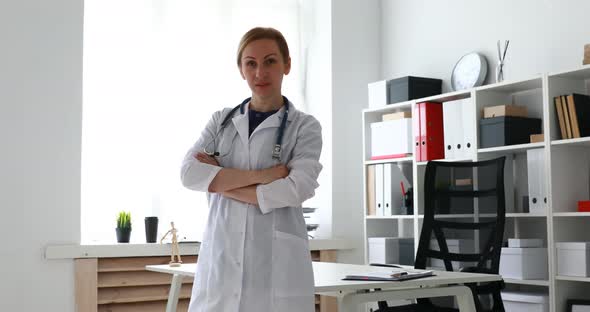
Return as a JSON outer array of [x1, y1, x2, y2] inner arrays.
[[203, 96, 290, 162]]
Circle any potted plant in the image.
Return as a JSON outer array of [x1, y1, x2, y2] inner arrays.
[[116, 211, 132, 243]]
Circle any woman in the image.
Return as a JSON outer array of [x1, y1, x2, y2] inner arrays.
[[181, 27, 322, 312]]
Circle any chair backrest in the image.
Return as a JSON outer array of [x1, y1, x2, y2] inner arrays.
[[415, 157, 506, 311]]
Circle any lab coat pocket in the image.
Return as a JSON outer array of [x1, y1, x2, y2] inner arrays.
[[272, 230, 314, 298]]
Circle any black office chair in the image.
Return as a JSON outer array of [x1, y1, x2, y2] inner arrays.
[[375, 157, 506, 312]]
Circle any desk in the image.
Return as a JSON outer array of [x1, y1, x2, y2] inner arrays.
[[146, 262, 501, 312]]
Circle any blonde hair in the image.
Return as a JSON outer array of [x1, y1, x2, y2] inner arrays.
[[236, 27, 290, 67]]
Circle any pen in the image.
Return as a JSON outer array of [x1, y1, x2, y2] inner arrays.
[[391, 271, 408, 278]]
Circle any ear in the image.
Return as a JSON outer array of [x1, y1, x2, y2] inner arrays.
[[284, 57, 291, 75]]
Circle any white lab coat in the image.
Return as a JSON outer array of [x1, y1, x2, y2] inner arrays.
[[181, 100, 322, 312]]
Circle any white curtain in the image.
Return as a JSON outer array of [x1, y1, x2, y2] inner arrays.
[[82, 0, 304, 243]]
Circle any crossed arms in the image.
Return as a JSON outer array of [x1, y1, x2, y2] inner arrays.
[[194, 152, 289, 206]]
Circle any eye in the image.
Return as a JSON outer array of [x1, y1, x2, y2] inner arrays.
[[264, 58, 277, 65], [246, 60, 256, 68]]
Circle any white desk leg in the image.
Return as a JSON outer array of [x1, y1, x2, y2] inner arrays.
[[166, 274, 183, 312], [338, 285, 476, 312]]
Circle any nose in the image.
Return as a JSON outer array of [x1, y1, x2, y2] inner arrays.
[[255, 65, 267, 79]]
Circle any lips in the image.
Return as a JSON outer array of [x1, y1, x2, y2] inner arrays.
[[256, 83, 271, 88]]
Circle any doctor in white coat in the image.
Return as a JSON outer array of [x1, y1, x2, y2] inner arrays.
[[181, 27, 322, 312]]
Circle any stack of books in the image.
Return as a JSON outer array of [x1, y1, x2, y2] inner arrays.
[[553, 94, 590, 139]]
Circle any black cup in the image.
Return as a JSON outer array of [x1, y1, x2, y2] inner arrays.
[[145, 217, 159, 243]]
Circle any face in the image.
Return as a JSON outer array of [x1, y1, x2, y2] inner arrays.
[[239, 39, 291, 100]]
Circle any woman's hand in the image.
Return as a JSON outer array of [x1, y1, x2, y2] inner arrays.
[[195, 152, 220, 166], [257, 164, 290, 184]]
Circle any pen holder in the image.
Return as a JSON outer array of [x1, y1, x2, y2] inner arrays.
[[145, 216, 159, 243], [401, 188, 414, 215]]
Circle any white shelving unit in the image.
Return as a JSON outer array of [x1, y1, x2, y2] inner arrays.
[[361, 65, 590, 312]]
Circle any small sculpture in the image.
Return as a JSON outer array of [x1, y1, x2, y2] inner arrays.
[[496, 40, 510, 83], [160, 222, 182, 267]]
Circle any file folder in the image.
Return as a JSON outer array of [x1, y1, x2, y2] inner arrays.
[[460, 99, 475, 159], [418, 102, 444, 161], [527, 149, 547, 213], [414, 103, 422, 161], [366, 165, 376, 216], [383, 163, 393, 216], [443, 100, 458, 160], [443, 99, 473, 160], [375, 164, 384, 216]]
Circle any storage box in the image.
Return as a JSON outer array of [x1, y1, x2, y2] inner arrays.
[[530, 133, 544, 143], [501, 292, 549, 312], [370, 119, 413, 160], [479, 116, 542, 148], [368, 237, 415, 265], [556, 242, 590, 277], [508, 238, 543, 248], [368, 80, 390, 108], [579, 200, 590, 212], [429, 239, 475, 270], [483, 105, 528, 118], [382, 111, 412, 121], [500, 247, 548, 279], [388, 76, 442, 104]]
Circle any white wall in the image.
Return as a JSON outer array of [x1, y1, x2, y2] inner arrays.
[[0, 1, 83, 311], [381, 0, 590, 92], [331, 0, 381, 264]]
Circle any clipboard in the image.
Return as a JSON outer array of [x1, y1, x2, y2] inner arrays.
[[342, 268, 434, 281]]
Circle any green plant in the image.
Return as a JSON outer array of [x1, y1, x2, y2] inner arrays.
[[117, 211, 132, 229]]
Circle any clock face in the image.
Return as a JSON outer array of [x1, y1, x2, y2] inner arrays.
[[451, 53, 488, 91]]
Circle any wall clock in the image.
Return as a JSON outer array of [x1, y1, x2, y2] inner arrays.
[[451, 52, 488, 91]]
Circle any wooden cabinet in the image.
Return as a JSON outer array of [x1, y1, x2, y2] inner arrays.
[[75, 250, 338, 312]]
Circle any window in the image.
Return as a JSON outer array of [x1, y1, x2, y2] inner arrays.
[[82, 0, 305, 243]]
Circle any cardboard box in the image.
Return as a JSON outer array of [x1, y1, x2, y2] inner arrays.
[[508, 238, 543, 248], [382, 111, 412, 121], [370, 119, 413, 159], [579, 200, 590, 212], [388, 76, 442, 104], [556, 242, 590, 277], [530, 133, 544, 143], [500, 247, 548, 279], [483, 105, 528, 118], [479, 116, 542, 148], [501, 292, 549, 312]]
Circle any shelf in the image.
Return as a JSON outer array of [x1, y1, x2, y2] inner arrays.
[[548, 65, 590, 80], [475, 76, 543, 93], [416, 89, 471, 103], [366, 215, 414, 220], [363, 100, 413, 114], [551, 137, 590, 147], [553, 212, 590, 217], [416, 158, 474, 166], [503, 278, 550, 286], [506, 213, 547, 218], [478, 142, 545, 154], [555, 275, 590, 283], [364, 157, 413, 165], [417, 214, 498, 219]]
